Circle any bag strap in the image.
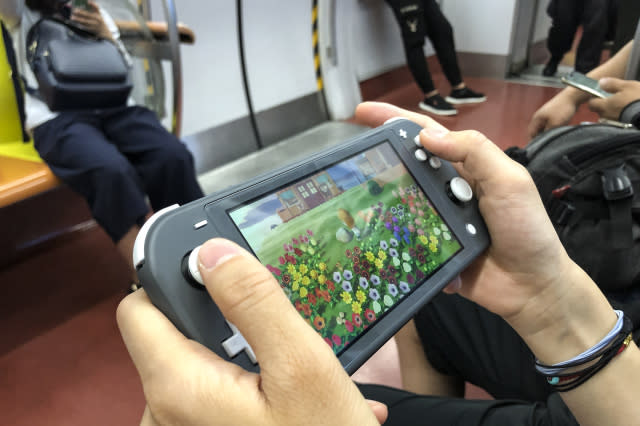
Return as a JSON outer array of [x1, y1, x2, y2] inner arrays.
[[598, 164, 637, 289], [601, 164, 634, 250], [1, 21, 29, 142]]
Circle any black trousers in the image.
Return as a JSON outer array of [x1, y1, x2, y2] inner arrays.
[[33, 106, 204, 242], [386, 0, 463, 94], [359, 293, 579, 425], [546, 0, 610, 73]]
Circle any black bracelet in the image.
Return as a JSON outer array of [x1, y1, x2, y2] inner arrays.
[[541, 316, 633, 392]]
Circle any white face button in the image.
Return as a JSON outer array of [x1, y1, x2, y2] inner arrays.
[[429, 157, 442, 169], [414, 134, 422, 147], [188, 246, 204, 285], [466, 223, 477, 235], [449, 177, 473, 203], [414, 149, 428, 162]]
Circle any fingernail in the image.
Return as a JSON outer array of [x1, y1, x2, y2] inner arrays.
[[198, 239, 243, 271], [422, 126, 449, 139]]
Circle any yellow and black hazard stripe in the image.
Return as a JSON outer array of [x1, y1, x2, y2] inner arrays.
[[312, 0, 323, 91]]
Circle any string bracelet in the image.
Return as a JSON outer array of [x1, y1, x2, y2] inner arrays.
[[535, 310, 624, 375], [535, 311, 634, 392]]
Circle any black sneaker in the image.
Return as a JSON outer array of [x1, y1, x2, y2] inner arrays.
[[419, 94, 457, 116], [542, 58, 560, 77], [445, 87, 487, 104]]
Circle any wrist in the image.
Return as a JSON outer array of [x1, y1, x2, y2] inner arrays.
[[508, 259, 617, 365], [619, 100, 640, 126], [560, 87, 590, 107]]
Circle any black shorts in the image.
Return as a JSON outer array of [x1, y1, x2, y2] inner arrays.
[[358, 293, 579, 425]]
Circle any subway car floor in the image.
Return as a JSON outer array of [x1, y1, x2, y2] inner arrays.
[[0, 68, 600, 426]]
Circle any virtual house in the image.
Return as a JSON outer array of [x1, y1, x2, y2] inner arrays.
[[275, 144, 400, 223]]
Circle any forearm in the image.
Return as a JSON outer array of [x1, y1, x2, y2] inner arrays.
[[511, 260, 640, 426], [562, 345, 640, 426], [0, 0, 23, 29], [586, 42, 633, 81], [512, 261, 617, 365]]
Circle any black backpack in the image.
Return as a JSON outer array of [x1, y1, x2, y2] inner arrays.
[[506, 123, 640, 293]]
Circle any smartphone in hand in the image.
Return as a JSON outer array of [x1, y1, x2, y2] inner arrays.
[[71, 0, 89, 10], [561, 71, 612, 99]]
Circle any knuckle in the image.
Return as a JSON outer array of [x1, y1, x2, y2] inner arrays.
[[274, 345, 337, 388], [465, 129, 489, 144], [461, 129, 492, 152]]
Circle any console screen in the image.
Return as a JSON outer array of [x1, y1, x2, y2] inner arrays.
[[229, 142, 462, 355]]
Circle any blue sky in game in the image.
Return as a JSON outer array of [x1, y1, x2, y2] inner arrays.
[[229, 146, 390, 252]]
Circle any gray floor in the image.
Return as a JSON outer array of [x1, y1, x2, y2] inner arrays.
[[508, 63, 572, 88], [197, 121, 369, 194]]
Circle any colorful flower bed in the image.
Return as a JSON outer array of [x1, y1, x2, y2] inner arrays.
[[265, 184, 461, 354]]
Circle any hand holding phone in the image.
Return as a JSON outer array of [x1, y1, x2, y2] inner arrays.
[[561, 71, 612, 99]]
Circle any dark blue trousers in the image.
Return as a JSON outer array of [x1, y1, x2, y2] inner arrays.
[[33, 106, 203, 242]]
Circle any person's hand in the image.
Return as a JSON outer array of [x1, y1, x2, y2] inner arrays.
[[527, 92, 579, 138], [70, 1, 112, 40], [354, 102, 613, 351], [588, 77, 640, 121], [117, 239, 386, 426]]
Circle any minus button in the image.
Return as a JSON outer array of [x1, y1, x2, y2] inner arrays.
[[194, 220, 208, 230]]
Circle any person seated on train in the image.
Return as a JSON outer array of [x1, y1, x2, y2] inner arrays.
[[529, 36, 638, 137], [0, 0, 204, 289], [117, 102, 640, 426]]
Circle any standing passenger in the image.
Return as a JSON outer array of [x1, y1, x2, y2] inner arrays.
[[542, 0, 612, 76], [385, 0, 486, 116]]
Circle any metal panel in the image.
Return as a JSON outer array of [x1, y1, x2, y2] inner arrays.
[[508, 0, 538, 75], [456, 52, 510, 79], [182, 116, 259, 176], [184, 92, 330, 175], [197, 121, 368, 195], [255, 92, 328, 147]]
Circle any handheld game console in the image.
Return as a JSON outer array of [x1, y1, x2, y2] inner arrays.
[[133, 118, 490, 374]]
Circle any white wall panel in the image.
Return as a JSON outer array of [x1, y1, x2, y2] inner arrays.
[[351, 0, 407, 81], [441, 0, 517, 56], [350, 0, 434, 82], [150, 0, 249, 136], [242, 0, 318, 112]]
